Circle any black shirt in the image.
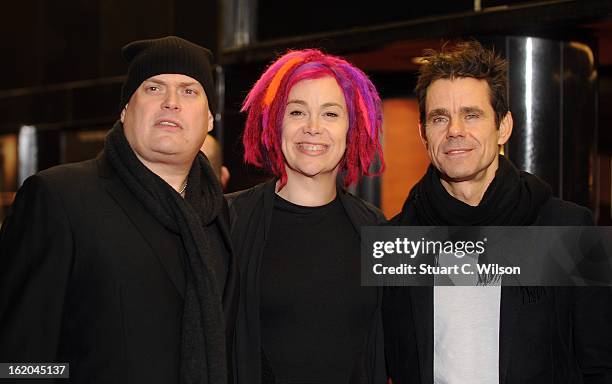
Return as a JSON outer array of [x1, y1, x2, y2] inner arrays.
[[260, 193, 378, 383]]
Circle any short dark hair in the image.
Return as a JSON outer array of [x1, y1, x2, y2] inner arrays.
[[415, 40, 508, 126]]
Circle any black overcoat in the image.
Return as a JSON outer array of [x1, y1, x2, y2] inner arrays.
[[0, 152, 238, 384]]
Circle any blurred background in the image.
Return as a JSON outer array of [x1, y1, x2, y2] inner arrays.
[[1, 0, 611, 223]]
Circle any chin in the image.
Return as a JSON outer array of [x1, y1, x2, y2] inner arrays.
[[440, 167, 478, 182], [295, 168, 325, 178], [287, 164, 331, 179], [150, 144, 177, 155]]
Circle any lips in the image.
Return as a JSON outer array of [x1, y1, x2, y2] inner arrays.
[[444, 148, 473, 156], [296, 142, 329, 155], [154, 118, 182, 129]]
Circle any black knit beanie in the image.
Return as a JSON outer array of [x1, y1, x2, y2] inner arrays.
[[120, 36, 216, 113]]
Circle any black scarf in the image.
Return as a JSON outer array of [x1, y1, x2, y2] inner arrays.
[[105, 121, 226, 384], [399, 155, 552, 226]]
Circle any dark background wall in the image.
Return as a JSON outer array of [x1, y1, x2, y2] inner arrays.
[[0, 0, 219, 132]]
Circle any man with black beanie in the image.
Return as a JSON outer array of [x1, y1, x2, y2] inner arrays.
[[0, 36, 237, 384], [383, 41, 612, 384]]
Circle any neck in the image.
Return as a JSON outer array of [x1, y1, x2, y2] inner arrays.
[[276, 169, 338, 207], [136, 154, 190, 193], [439, 158, 499, 207]]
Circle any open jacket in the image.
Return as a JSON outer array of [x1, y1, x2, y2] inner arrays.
[[226, 180, 387, 384], [383, 196, 612, 384], [0, 152, 239, 384]]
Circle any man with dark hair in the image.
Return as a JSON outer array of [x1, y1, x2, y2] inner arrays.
[[383, 41, 612, 384], [0, 36, 237, 384]]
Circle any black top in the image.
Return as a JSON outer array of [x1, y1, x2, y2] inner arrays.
[[226, 180, 387, 384], [259, 194, 378, 383]]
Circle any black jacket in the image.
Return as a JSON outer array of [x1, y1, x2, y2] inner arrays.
[[0, 152, 239, 384], [383, 196, 612, 384], [226, 180, 387, 384]]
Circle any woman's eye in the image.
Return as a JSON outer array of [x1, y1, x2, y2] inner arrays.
[[185, 89, 197, 95], [148, 86, 159, 92], [289, 110, 305, 116], [324, 112, 339, 118]]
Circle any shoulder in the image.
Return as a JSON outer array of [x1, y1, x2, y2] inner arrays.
[[224, 181, 274, 230], [387, 195, 416, 226], [224, 181, 270, 210], [19, 159, 98, 198], [536, 197, 594, 225], [339, 189, 386, 225], [2, 162, 98, 236], [36, 159, 98, 188]]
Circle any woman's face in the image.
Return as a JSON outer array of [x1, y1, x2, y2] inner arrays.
[[281, 76, 349, 181]]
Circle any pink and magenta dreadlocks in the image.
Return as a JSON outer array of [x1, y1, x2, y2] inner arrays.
[[241, 49, 385, 188]]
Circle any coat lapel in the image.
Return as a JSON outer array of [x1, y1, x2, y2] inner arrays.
[[96, 153, 186, 298], [498, 286, 521, 383], [216, 200, 239, 319], [262, 180, 276, 242], [411, 286, 434, 384]]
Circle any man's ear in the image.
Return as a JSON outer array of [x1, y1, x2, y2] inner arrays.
[[498, 111, 513, 145], [207, 110, 214, 133], [419, 121, 428, 148], [120, 105, 127, 123]]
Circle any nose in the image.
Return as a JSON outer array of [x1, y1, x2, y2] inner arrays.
[[161, 90, 180, 111], [303, 115, 321, 135], [446, 118, 466, 138]]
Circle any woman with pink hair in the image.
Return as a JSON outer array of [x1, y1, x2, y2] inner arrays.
[[227, 49, 386, 384]]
